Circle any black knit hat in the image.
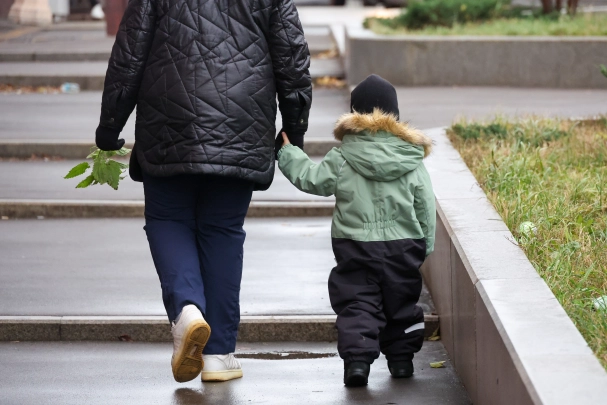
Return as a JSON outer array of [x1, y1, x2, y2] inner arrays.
[[350, 74, 399, 120]]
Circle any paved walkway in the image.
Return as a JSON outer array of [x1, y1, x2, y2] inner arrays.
[[0, 87, 348, 142], [3, 87, 606, 146], [0, 160, 331, 202], [0, 217, 333, 316], [0, 24, 337, 60], [0, 216, 435, 317], [396, 87, 607, 130], [0, 14, 348, 88], [0, 341, 470, 405]]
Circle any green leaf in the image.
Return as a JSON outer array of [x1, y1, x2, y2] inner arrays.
[[105, 160, 123, 190], [92, 159, 108, 185], [75, 174, 95, 188], [115, 147, 132, 157], [601, 64, 607, 78], [64, 162, 90, 179], [86, 148, 100, 159], [430, 361, 446, 368]]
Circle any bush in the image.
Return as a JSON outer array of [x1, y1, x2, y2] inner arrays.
[[398, 0, 505, 29]]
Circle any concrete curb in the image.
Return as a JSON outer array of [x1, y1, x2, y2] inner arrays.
[[0, 51, 110, 62], [0, 140, 340, 159], [0, 200, 336, 219], [422, 128, 607, 404], [0, 59, 344, 90], [0, 315, 439, 342], [346, 27, 607, 88]]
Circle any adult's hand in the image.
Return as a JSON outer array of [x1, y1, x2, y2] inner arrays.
[[95, 125, 125, 151], [274, 129, 303, 158]]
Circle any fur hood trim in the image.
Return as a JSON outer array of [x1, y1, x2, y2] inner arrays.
[[333, 109, 433, 157]]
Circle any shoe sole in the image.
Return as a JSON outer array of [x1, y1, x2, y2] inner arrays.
[[201, 369, 243, 382], [171, 320, 211, 383], [390, 372, 413, 379], [344, 374, 368, 387]]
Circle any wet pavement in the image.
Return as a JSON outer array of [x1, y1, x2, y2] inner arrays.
[[0, 341, 471, 405], [2, 86, 606, 147], [396, 87, 607, 130], [0, 217, 334, 316], [0, 159, 331, 202], [0, 87, 348, 142]]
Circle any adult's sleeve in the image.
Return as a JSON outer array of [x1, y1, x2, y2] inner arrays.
[[98, 0, 156, 133], [268, 0, 312, 145]]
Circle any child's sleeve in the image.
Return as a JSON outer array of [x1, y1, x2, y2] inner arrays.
[[278, 144, 344, 197], [413, 164, 437, 256]]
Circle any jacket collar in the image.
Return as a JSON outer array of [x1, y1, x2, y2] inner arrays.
[[333, 109, 433, 157]]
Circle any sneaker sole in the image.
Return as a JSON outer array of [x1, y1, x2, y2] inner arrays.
[[201, 369, 243, 382], [171, 320, 211, 383], [344, 374, 368, 387]]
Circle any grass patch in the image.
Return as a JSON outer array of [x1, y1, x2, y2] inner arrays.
[[366, 13, 607, 36], [447, 117, 607, 368]]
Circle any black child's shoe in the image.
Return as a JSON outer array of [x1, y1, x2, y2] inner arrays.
[[388, 360, 414, 378], [344, 361, 370, 387]]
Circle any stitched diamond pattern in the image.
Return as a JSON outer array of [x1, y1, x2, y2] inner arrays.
[[99, 0, 312, 187]]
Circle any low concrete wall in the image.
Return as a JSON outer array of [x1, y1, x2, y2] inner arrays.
[[421, 128, 607, 404], [346, 28, 607, 88]]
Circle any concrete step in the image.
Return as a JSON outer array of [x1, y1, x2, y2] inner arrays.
[[0, 217, 337, 317], [0, 217, 438, 341], [0, 139, 339, 159], [0, 158, 337, 218], [0, 159, 332, 202], [0, 88, 348, 146], [0, 26, 336, 62], [0, 314, 439, 342], [0, 341, 470, 405], [0, 57, 343, 90], [0, 200, 336, 219]]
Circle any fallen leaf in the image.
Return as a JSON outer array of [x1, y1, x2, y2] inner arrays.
[[118, 334, 133, 342], [430, 361, 446, 368]]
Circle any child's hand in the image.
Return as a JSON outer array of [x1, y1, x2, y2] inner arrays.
[[282, 132, 291, 146]]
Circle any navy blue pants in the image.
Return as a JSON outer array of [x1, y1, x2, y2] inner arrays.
[[143, 173, 254, 354]]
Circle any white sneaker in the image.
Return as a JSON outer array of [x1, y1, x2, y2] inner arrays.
[[170, 304, 211, 383], [90, 4, 104, 20], [201, 353, 243, 382]]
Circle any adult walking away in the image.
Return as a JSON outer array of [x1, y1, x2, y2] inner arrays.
[[94, 0, 312, 383]]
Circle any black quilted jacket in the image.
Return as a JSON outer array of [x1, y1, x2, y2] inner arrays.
[[99, 0, 312, 189]]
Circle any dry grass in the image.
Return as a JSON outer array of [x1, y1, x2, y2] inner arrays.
[[447, 117, 607, 368], [367, 13, 607, 36]]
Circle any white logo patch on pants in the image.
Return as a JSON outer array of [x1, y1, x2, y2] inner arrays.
[[404, 322, 425, 334]]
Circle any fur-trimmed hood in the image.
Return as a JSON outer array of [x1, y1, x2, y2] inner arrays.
[[333, 110, 432, 157], [332, 110, 433, 182]]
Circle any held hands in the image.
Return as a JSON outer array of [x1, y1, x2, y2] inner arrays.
[[274, 129, 301, 159]]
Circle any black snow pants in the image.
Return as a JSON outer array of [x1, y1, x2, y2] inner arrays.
[[329, 238, 426, 364]]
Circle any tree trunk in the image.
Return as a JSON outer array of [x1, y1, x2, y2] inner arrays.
[[555, 0, 562, 12], [567, 0, 579, 14], [540, 0, 553, 13]]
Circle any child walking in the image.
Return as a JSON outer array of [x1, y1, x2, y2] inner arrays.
[[277, 75, 436, 387]]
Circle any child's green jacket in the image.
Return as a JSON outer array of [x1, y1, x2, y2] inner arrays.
[[278, 111, 436, 256]]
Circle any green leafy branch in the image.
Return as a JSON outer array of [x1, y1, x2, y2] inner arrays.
[[601, 64, 607, 79], [64, 147, 131, 190]]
